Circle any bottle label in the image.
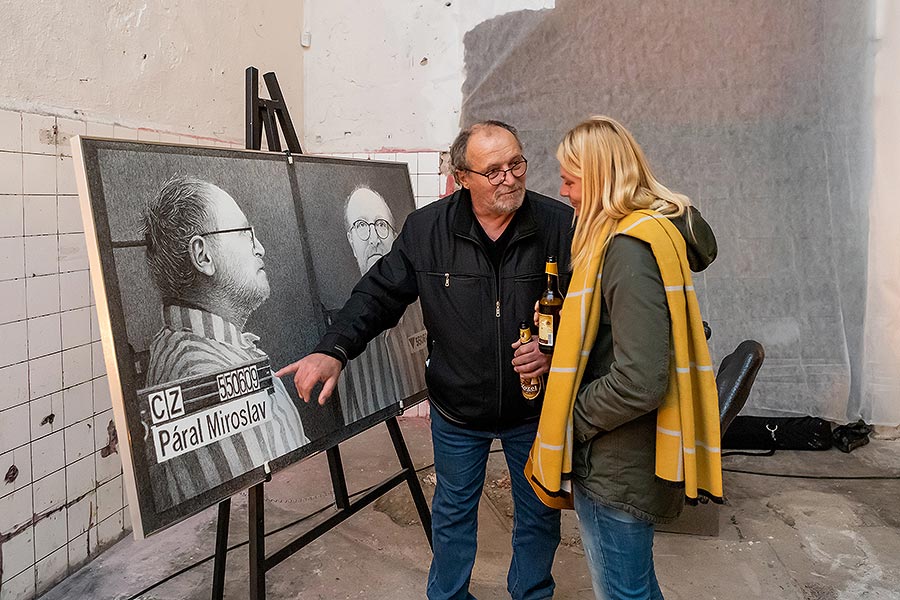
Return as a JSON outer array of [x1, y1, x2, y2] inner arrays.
[[521, 377, 542, 400], [538, 314, 554, 346], [546, 262, 558, 276]]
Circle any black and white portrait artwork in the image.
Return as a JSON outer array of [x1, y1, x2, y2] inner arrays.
[[138, 174, 311, 515], [291, 158, 428, 426], [74, 139, 427, 537]]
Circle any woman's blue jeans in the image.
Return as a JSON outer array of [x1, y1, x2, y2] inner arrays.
[[573, 483, 664, 600], [427, 409, 561, 600]]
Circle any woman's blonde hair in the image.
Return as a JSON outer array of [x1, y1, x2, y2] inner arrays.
[[558, 116, 691, 272]]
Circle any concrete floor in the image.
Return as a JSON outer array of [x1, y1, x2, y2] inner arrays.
[[42, 417, 900, 600]]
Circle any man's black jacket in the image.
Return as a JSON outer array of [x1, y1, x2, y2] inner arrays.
[[315, 188, 575, 429]]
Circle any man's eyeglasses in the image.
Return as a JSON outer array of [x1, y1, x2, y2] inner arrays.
[[348, 219, 394, 242], [198, 226, 257, 248], [464, 158, 527, 186]]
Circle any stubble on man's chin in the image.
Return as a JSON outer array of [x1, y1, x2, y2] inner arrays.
[[491, 188, 525, 215]]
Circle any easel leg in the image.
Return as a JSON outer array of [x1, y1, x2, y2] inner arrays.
[[211, 499, 231, 600], [386, 417, 433, 548], [327, 446, 350, 510], [248, 483, 266, 600]]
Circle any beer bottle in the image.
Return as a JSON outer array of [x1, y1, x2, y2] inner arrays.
[[518, 321, 542, 402], [538, 256, 564, 354]]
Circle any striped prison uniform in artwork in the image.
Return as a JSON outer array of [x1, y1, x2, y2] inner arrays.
[[338, 333, 399, 425], [337, 301, 429, 425], [385, 301, 428, 401], [144, 304, 309, 511]]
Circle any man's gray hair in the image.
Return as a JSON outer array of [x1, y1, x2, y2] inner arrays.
[[449, 120, 522, 174], [142, 175, 213, 299]]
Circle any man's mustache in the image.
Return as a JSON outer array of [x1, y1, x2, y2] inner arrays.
[[498, 185, 524, 196]]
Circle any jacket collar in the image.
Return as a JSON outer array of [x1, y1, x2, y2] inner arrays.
[[450, 187, 539, 244]]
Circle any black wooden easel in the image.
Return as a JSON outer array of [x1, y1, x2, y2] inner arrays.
[[209, 67, 432, 600], [245, 67, 302, 154]]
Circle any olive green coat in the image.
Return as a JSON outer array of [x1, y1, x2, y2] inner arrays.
[[571, 207, 717, 524]]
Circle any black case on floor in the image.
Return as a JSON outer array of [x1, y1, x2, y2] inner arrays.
[[722, 416, 833, 451]]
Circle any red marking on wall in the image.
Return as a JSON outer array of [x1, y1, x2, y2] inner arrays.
[[444, 175, 456, 196], [135, 127, 237, 146], [370, 146, 443, 154]]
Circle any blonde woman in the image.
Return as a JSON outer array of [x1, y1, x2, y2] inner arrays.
[[527, 116, 723, 599]]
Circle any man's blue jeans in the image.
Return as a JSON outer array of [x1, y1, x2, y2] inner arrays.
[[427, 410, 561, 600], [573, 483, 664, 600]]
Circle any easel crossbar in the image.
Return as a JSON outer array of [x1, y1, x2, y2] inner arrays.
[[265, 468, 410, 568]]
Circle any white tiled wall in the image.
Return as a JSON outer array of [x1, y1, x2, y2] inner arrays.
[[0, 110, 236, 600]]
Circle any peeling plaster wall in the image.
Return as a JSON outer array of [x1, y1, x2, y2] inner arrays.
[[302, 0, 554, 153], [0, 0, 304, 141]]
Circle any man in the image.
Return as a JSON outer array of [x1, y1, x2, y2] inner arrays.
[[142, 175, 309, 510], [336, 186, 428, 424], [278, 122, 572, 599]]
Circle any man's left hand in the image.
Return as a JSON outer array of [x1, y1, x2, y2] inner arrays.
[[511, 337, 551, 379]]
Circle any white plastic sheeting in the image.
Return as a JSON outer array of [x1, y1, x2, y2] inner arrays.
[[459, 1, 894, 424]]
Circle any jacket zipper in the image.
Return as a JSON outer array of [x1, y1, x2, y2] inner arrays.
[[454, 223, 533, 423], [456, 232, 505, 421], [495, 284, 503, 421], [494, 248, 506, 422], [493, 228, 536, 421]]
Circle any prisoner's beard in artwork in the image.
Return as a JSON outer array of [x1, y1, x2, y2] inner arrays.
[[217, 267, 271, 323]]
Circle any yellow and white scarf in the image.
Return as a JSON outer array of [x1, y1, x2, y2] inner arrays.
[[525, 209, 723, 509]]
